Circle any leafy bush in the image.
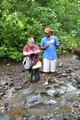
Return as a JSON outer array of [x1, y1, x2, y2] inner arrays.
[[0, 0, 80, 61], [58, 30, 77, 54]]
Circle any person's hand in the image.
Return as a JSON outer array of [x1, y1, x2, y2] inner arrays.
[[29, 51, 34, 54], [34, 50, 40, 54], [23, 51, 34, 56], [40, 45, 49, 50], [44, 45, 49, 49]]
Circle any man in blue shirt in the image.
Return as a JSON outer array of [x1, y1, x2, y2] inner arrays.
[[40, 28, 59, 85]]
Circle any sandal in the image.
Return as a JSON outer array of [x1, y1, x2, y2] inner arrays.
[[42, 82, 48, 86]]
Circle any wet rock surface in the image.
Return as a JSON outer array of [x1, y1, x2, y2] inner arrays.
[[0, 54, 80, 120]]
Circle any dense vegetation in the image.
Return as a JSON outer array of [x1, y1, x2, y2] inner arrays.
[[0, 0, 80, 61]]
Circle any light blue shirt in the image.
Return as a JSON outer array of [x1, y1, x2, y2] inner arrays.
[[40, 36, 59, 59]]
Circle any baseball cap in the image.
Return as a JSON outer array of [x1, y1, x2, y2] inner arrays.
[[44, 28, 51, 33]]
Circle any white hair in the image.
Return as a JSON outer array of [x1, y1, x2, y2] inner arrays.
[[28, 38, 34, 43]]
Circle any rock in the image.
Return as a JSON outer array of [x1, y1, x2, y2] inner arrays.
[[72, 101, 80, 108], [72, 48, 80, 60], [27, 95, 43, 108], [66, 67, 72, 73], [22, 115, 35, 120], [14, 85, 22, 90], [73, 48, 80, 56], [62, 73, 67, 77], [0, 113, 14, 120], [63, 113, 80, 120], [72, 55, 79, 60], [7, 80, 14, 87], [0, 92, 5, 97], [14, 83, 23, 90], [59, 62, 63, 67]]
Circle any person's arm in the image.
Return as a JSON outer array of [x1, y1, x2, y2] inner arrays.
[[23, 51, 33, 56], [40, 45, 49, 50], [23, 45, 33, 56], [32, 45, 40, 54], [34, 49, 40, 54], [40, 38, 49, 50]]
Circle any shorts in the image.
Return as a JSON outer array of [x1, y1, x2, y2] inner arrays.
[[43, 58, 57, 72]]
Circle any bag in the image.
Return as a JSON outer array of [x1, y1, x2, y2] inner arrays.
[[32, 61, 41, 69], [22, 56, 32, 69]]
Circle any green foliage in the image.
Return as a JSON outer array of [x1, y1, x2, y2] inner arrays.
[[9, 50, 23, 62], [0, 45, 23, 61], [58, 31, 77, 55], [0, 46, 8, 57], [0, 0, 80, 61]]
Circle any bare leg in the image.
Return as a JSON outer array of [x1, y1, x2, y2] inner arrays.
[[52, 72, 59, 83], [45, 72, 48, 82], [43, 72, 48, 85], [52, 72, 56, 81]]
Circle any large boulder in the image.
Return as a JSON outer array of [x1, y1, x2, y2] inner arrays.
[[72, 48, 80, 59]]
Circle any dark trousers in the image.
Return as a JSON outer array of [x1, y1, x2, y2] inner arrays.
[[28, 68, 40, 83]]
